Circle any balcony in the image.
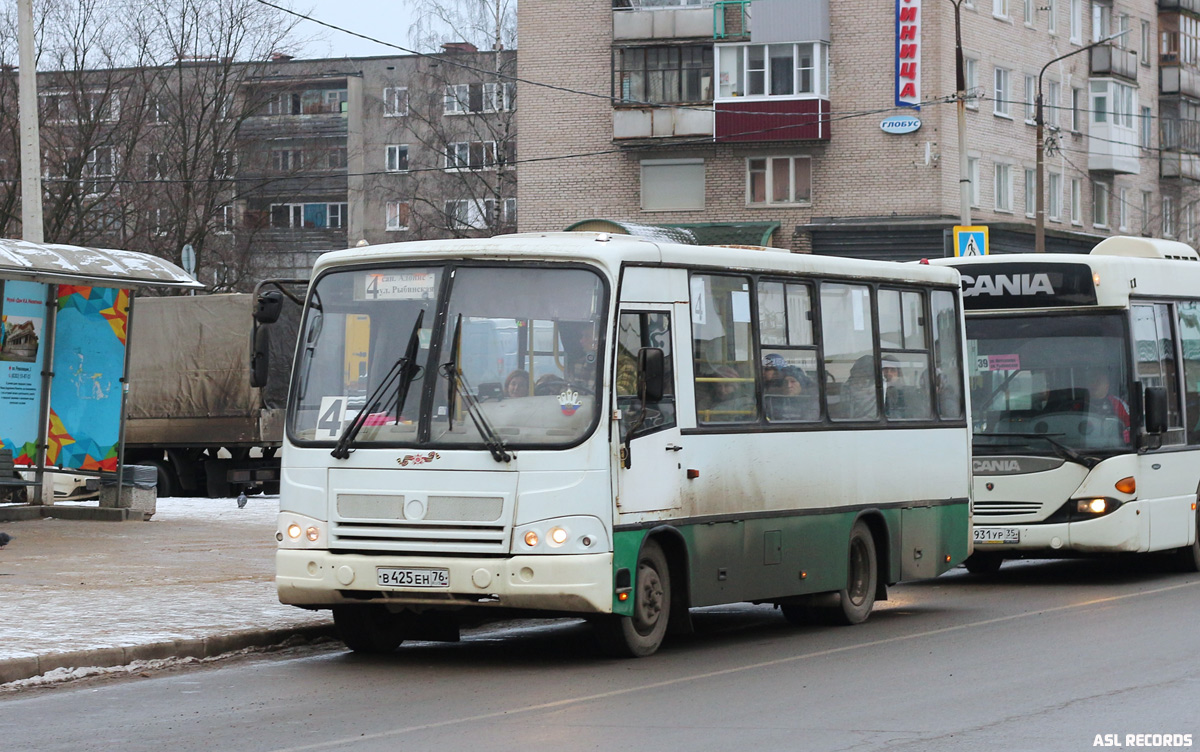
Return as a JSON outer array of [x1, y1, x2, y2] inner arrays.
[[1161, 65, 1200, 100], [1088, 124, 1141, 174], [614, 106, 714, 140], [1159, 0, 1200, 13], [715, 98, 829, 142], [613, 4, 716, 41], [1090, 45, 1138, 82], [1162, 151, 1200, 181]]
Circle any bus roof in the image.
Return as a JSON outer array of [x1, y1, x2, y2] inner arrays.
[[311, 232, 961, 287]]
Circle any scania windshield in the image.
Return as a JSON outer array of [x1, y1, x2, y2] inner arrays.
[[289, 264, 608, 451], [967, 312, 1132, 456]]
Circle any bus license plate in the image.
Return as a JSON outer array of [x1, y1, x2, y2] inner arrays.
[[974, 527, 1019, 544], [377, 567, 450, 588]]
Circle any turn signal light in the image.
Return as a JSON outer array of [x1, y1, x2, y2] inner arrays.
[[1114, 477, 1136, 495], [306, 526, 320, 542], [287, 523, 302, 539], [524, 530, 539, 547]]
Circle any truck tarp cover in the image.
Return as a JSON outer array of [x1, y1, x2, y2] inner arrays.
[[127, 295, 258, 419]]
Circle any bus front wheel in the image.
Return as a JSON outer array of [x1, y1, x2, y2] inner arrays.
[[963, 552, 1004, 575], [333, 605, 405, 654], [1173, 505, 1200, 573], [594, 539, 670, 657]]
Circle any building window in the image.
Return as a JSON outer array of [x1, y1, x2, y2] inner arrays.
[[325, 147, 347, 170], [444, 82, 516, 114], [42, 90, 119, 124], [715, 42, 828, 100], [82, 146, 115, 195], [1141, 20, 1151, 66], [147, 152, 165, 180], [1092, 182, 1108, 228], [615, 45, 713, 104], [445, 141, 498, 171], [386, 201, 411, 231], [384, 87, 408, 117], [1091, 80, 1136, 129], [1071, 178, 1083, 225], [968, 157, 979, 207], [214, 150, 235, 178], [1048, 172, 1062, 220], [386, 144, 409, 172], [328, 203, 347, 229], [747, 156, 812, 205], [444, 199, 489, 230], [1046, 81, 1060, 126], [641, 159, 704, 211], [1071, 87, 1083, 131], [1142, 191, 1153, 235], [1024, 75, 1036, 122], [1047, 0, 1057, 34], [147, 208, 168, 236], [1119, 187, 1129, 231], [965, 58, 979, 110], [993, 67, 1011, 117], [1164, 196, 1176, 237], [994, 163, 1012, 212], [270, 202, 346, 229], [1069, 0, 1082, 43], [219, 205, 235, 234], [1023, 0, 1033, 24], [266, 89, 345, 116], [1187, 202, 1195, 241], [271, 149, 302, 172], [993, 0, 1008, 19], [1141, 106, 1152, 149], [1025, 168, 1036, 218]]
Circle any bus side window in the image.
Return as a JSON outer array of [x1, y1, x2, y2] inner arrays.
[[931, 290, 964, 420], [692, 274, 758, 424], [822, 283, 877, 421], [616, 311, 676, 439]]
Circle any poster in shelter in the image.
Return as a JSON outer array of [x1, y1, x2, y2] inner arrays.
[[0, 280, 48, 464], [47, 286, 130, 471]]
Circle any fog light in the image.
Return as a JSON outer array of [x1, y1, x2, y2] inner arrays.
[[524, 530, 539, 547], [548, 527, 568, 546], [287, 523, 302, 539], [1078, 498, 1108, 514], [306, 526, 320, 542]]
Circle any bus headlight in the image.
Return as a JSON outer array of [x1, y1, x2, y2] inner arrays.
[[513, 516, 609, 554], [1078, 498, 1107, 515], [277, 513, 328, 550], [1070, 497, 1122, 518]]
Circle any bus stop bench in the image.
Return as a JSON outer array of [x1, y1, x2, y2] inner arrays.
[[0, 449, 38, 502]]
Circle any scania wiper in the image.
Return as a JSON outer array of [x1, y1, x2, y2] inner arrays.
[[439, 313, 512, 463], [972, 431, 1099, 469], [331, 310, 424, 459]]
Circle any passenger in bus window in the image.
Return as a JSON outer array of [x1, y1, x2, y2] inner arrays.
[[504, 369, 530, 398], [765, 366, 818, 421], [840, 354, 879, 419], [698, 365, 752, 421]]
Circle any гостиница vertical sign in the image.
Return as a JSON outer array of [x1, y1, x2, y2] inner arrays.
[[895, 0, 921, 109]]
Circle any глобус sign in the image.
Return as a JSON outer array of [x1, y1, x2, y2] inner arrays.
[[881, 115, 922, 134]]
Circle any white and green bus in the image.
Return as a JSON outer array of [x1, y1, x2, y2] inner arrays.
[[276, 233, 971, 657], [938, 236, 1200, 574]]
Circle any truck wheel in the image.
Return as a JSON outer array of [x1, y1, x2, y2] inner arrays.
[[333, 605, 405, 654], [146, 460, 176, 498]]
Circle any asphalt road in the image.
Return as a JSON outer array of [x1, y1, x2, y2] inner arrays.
[[2, 557, 1198, 752]]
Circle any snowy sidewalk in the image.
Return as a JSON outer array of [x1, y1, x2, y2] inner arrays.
[[0, 496, 332, 685]]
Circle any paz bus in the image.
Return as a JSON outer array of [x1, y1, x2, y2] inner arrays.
[[937, 236, 1200, 574], [275, 233, 972, 657]]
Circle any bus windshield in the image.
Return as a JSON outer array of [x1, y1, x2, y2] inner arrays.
[[289, 264, 607, 450], [967, 312, 1132, 455]]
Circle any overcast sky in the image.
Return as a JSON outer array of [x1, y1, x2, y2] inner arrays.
[[293, 1, 422, 59]]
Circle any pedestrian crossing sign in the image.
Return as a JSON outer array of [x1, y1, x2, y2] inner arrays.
[[953, 226, 988, 257]]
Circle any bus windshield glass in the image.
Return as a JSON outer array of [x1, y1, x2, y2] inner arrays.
[[967, 312, 1132, 455], [289, 264, 607, 450]]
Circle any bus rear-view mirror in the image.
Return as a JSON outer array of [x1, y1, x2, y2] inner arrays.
[[638, 347, 664, 402], [251, 326, 270, 388], [1144, 386, 1168, 435], [254, 290, 284, 324]]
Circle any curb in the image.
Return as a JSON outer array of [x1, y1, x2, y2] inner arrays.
[[0, 623, 337, 685]]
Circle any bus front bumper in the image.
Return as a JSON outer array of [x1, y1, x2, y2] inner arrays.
[[973, 500, 1149, 555], [276, 549, 615, 614]]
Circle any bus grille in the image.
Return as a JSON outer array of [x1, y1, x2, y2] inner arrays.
[[973, 500, 1043, 517], [332, 493, 509, 554]]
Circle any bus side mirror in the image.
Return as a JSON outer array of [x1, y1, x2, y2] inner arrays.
[[638, 347, 665, 402], [251, 326, 270, 388], [254, 290, 284, 324], [1144, 386, 1168, 435]]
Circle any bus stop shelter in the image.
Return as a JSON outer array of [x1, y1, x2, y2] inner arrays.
[[0, 239, 202, 521]]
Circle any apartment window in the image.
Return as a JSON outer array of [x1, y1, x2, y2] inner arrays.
[[445, 141, 498, 170], [42, 90, 120, 124], [993, 0, 1008, 19], [326, 146, 348, 170], [150, 97, 168, 124], [1188, 203, 1196, 242], [1092, 181, 1108, 228], [1091, 81, 1136, 129], [1023, 0, 1033, 24], [1024, 75, 1036, 122], [444, 199, 489, 230], [641, 158, 704, 211], [1048, 172, 1062, 220], [270, 202, 345, 229], [444, 82, 516, 114], [1164, 196, 1176, 237], [1046, 81, 1060, 126], [444, 84, 470, 114], [994, 67, 1011, 117], [383, 87, 408, 117], [1071, 87, 1083, 131], [219, 205, 235, 234], [147, 208, 168, 236], [1025, 168, 1036, 217], [968, 157, 980, 207], [1141, 20, 1151, 66], [1119, 187, 1129, 231], [147, 152, 165, 180], [328, 203, 346, 229], [482, 82, 516, 112], [214, 150, 235, 178], [386, 144, 409, 172], [82, 146, 115, 194], [1069, 0, 1082, 43], [1047, 0, 1057, 34], [499, 197, 517, 227], [994, 163, 1012, 212], [1142, 191, 1153, 235], [747, 156, 812, 205], [616, 45, 714, 103], [965, 58, 979, 109], [1071, 178, 1083, 225], [1141, 106, 1152, 148], [386, 201, 411, 231], [715, 42, 828, 99], [271, 149, 302, 172]]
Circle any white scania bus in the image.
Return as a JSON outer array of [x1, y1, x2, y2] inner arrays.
[[276, 233, 971, 656], [938, 236, 1200, 573]]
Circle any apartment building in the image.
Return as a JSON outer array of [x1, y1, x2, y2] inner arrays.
[[518, 0, 1186, 258]]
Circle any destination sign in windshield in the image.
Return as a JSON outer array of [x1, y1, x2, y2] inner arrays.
[[958, 262, 1097, 310]]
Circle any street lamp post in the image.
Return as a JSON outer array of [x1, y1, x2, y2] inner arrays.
[[949, 0, 970, 226], [1035, 30, 1130, 253]]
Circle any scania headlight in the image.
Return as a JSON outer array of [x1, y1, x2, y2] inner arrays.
[[513, 516, 609, 554], [1071, 497, 1122, 519]]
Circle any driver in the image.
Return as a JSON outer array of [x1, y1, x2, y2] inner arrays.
[[1087, 370, 1130, 443]]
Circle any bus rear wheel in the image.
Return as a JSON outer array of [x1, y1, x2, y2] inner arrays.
[[782, 520, 878, 626], [594, 539, 670, 657], [333, 605, 405, 654]]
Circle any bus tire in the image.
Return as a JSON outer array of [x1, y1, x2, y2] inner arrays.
[[1172, 506, 1200, 573], [830, 520, 878, 625], [333, 605, 405, 654], [594, 539, 670, 657], [963, 552, 1004, 575]]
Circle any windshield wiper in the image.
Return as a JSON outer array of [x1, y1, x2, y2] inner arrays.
[[439, 314, 512, 463], [331, 311, 424, 459], [972, 431, 1100, 469]]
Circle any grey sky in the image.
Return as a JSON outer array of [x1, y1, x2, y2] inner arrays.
[[293, 1, 421, 59]]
